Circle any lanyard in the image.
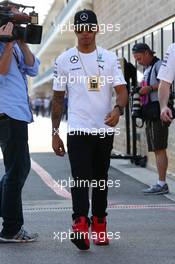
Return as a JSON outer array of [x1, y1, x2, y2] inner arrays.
[[77, 47, 101, 77]]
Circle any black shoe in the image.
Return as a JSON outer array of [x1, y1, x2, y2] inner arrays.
[[0, 227, 38, 243], [142, 183, 169, 195]]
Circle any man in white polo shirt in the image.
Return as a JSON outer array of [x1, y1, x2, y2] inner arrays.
[[158, 43, 175, 122], [51, 9, 128, 250]]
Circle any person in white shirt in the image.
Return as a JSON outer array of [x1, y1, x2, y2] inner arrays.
[[51, 9, 128, 250], [158, 43, 175, 122]]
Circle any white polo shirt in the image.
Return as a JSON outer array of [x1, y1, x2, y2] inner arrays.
[[53, 46, 126, 133], [158, 43, 175, 84]]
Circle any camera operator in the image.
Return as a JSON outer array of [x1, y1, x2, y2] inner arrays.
[[0, 4, 40, 243], [132, 43, 169, 195]]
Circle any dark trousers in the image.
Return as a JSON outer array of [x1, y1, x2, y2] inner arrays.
[[0, 117, 30, 235], [67, 133, 114, 220]]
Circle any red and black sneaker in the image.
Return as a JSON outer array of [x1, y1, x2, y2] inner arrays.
[[70, 216, 90, 250], [91, 216, 109, 246]]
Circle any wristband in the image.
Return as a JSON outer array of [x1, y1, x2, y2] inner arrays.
[[114, 104, 124, 115], [52, 128, 59, 136]]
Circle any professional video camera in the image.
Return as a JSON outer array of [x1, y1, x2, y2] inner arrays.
[[0, 0, 42, 44]]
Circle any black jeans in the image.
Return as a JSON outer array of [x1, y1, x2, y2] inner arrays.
[[67, 133, 114, 220], [0, 117, 30, 235]]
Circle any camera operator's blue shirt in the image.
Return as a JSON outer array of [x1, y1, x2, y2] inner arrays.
[[0, 42, 40, 123]]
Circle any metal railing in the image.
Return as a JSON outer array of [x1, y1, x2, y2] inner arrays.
[[33, 0, 80, 56]]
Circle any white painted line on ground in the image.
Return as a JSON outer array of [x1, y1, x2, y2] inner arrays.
[[31, 159, 71, 200], [23, 203, 175, 213]]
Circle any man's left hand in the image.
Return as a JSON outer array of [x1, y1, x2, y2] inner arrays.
[[105, 108, 120, 127], [160, 106, 173, 123]]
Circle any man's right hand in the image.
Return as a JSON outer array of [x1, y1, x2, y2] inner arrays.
[[139, 86, 152, 95], [52, 134, 65, 156], [0, 22, 13, 37], [160, 106, 173, 123]]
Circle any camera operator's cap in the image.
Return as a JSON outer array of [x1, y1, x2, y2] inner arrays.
[[132, 43, 155, 54], [74, 9, 98, 25], [0, 0, 21, 8], [0, 0, 17, 6]]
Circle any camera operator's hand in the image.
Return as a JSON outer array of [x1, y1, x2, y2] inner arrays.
[[139, 86, 152, 95], [160, 106, 173, 123], [17, 39, 35, 66], [105, 108, 120, 127], [0, 23, 14, 75], [0, 22, 14, 37]]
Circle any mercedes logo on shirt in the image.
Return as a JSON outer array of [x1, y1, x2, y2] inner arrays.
[[70, 55, 79, 64], [80, 13, 88, 21]]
